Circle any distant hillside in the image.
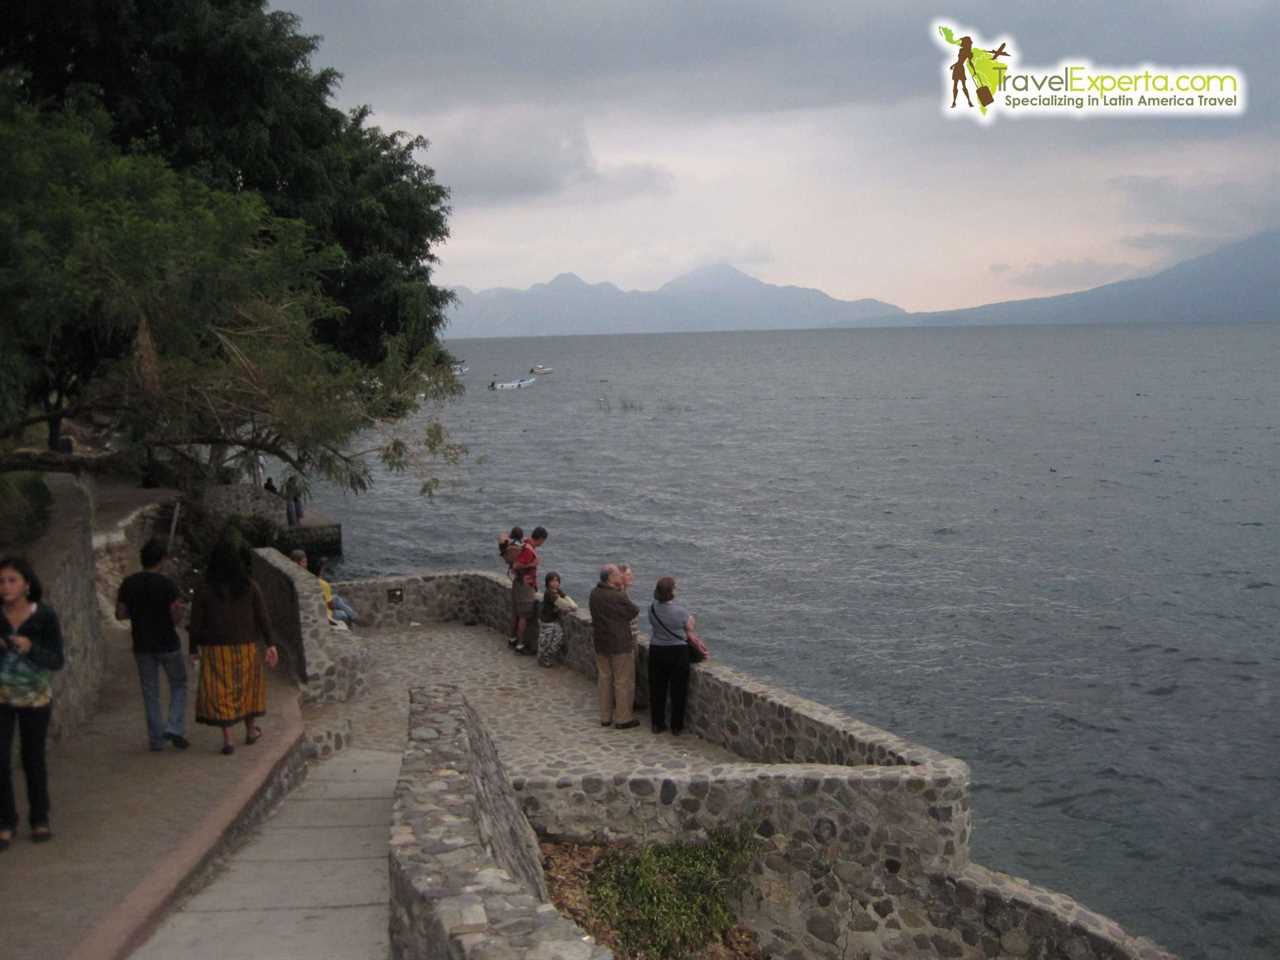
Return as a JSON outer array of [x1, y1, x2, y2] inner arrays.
[[444, 264, 903, 338], [443, 230, 1278, 339], [902, 229, 1280, 328]]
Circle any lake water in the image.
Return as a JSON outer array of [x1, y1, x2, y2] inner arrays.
[[312, 322, 1280, 960]]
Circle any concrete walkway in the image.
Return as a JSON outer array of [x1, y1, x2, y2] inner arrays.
[[132, 748, 400, 960], [0, 639, 302, 960]]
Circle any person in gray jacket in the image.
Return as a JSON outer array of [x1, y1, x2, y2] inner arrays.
[[588, 565, 639, 729]]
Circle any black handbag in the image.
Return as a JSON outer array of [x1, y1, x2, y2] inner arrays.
[[649, 604, 707, 662]]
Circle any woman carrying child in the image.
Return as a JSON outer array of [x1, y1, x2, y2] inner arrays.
[[536, 572, 577, 667]]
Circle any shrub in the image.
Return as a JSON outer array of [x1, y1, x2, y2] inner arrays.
[[588, 825, 761, 959]]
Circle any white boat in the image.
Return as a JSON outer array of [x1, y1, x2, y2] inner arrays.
[[529, 364, 553, 375], [489, 376, 536, 391], [451, 363, 468, 376]]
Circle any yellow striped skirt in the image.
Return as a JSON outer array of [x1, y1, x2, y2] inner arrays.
[[196, 644, 266, 727]]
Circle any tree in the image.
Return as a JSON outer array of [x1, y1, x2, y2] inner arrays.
[[1, 0, 454, 368], [0, 86, 461, 490]]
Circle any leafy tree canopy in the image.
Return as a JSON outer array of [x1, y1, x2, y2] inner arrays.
[[1, 0, 453, 366], [0, 85, 461, 491]]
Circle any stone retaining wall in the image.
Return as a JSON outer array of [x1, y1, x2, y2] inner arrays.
[[390, 685, 612, 960], [251, 548, 366, 704], [203, 483, 285, 528]]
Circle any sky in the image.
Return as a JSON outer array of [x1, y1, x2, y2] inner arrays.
[[277, 1, 1278, 311]]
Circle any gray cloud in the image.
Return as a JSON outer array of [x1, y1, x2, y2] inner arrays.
[[287, 1, 1274, 130], [414, 107, 673, 205], [1009, 259, 1138, 290]]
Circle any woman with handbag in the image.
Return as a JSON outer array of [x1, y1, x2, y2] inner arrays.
[[647, 576, 706, 736], [0, 557, 64, 848]]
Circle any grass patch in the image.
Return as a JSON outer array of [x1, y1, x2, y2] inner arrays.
[[586, 825, 762, 959]]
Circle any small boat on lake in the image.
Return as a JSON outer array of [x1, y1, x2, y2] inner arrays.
[[451, 362, 468, 376], [530, 364, 553, 375], [489, 376, 536, 391]]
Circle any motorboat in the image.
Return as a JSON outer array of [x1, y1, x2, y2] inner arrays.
[[451, 362, 468, 376], [529, 364, 553, 375], [489, 376, 536, 390]]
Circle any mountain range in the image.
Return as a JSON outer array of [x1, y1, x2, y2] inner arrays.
[[442, 229, 1278, 338]]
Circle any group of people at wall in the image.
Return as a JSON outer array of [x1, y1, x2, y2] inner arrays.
[[498, 526, 706, 736], [0, 534, 289, 851]]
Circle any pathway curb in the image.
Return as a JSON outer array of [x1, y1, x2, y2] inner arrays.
[[65, 691, 307, 960]]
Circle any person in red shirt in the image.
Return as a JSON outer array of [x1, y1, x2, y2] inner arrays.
[[511, 527, 547, 654]]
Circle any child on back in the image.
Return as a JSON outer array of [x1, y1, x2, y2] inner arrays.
[[536, 572, 577, 667]]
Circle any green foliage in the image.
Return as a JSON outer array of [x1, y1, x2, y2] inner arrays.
[[0, 472, 53, 549], [588, 825, 761, 959], [1, 0, 453, 368], [0, 82, 461, 491]]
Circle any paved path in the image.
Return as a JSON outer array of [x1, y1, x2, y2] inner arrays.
[[0, 640, 301, 960], [132, 748, 399, 960], [307, 622, 742, 780]]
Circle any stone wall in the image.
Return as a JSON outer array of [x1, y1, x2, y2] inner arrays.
[[390, 685, 613, 960], [203, 483, 285, 528], [25, 475, 104, 741], [342, 569, 1174, 960], [250, 548, 366, 703]]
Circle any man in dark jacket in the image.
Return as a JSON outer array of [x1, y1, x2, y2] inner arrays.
[[588, 564, 640, 729]]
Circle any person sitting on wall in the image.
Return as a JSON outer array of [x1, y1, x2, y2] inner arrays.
[[589, 564, 640, 730], [536, 572, 577, 667], [315, 558, 358, 628], [115, 539, 189, 751]]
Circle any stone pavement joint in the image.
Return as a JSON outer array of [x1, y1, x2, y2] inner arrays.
[[132, 748, 399, 960]]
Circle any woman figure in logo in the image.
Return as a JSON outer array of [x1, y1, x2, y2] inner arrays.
[[951, 36, 974, 108]]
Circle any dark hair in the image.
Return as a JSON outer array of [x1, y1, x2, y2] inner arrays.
[[205, 536, 251, 600], [531, 526, 548, 541], [140, 538, 167, 568], [0, 556, 42, 603], [654, 576, 676, 603], [509, 526, 524, 541], [541, 571, 562, 616]]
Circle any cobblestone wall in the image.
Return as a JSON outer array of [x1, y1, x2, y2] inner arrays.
[[391, 685, 613, 960], [251, 548, 366, 703], [202, 483, 285, 527]]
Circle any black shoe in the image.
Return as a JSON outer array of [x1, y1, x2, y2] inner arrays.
[[221, 743, 235, 755], [652, 725, 668, 734], [600, 720, 613, 727], [166, 733, 191, 750], [31, 824, 53, 843], [614, 720, 640, 730]]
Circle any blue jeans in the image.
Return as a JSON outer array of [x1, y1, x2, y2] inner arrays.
[[331, 595, 358, 624], [135, 650, 188, 747]]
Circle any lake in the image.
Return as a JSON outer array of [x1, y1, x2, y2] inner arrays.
[[312, 322, 1280, 960]]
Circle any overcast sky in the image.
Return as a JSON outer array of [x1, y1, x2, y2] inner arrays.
[[278, 1, 1277, 311]]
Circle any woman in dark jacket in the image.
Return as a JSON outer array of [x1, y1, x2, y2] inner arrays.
[[189, 537, 279, 755], [0, 557, 65, 847]]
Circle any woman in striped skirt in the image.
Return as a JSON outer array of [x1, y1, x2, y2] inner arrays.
[[189, 537, 279, 755]]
